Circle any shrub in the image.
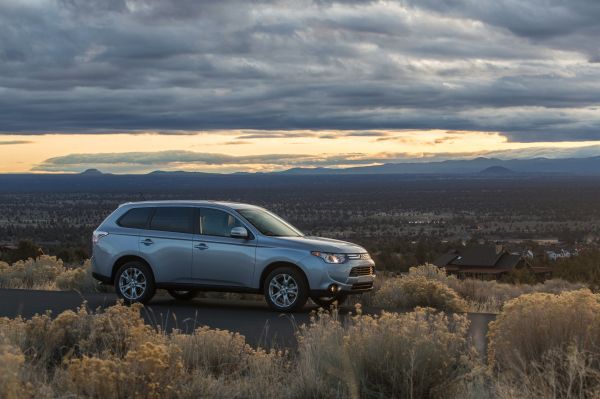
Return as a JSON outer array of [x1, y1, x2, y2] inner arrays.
[[374, 275, 466, 312], [407, 263, 456, 284], [554, 249, 600, 289], [23, 307, 91, 367], [488, 290, 600, 397], [55, 260, 98, 292], [0, 345, 28, 399], [451, 277, 587, 312], [19, 302, 158, 369], [0, 256, 98, 292], [0, 302, 293, 399], [0, 301, 487, 399], [66, 342, 183, 399], [399, 265, 588, 313], [171, 326, 254, 375], [492, 345, 600, 399], [296, 307, 481, 399], [0, 256, 65, 289]]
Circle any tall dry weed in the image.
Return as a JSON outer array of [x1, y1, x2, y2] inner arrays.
[[488, 289, 600, 398], [296, 306, 480, 398], [0, 256, 98, 292], [373, 274, 467, 312]]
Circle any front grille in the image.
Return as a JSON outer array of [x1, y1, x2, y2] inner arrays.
[[349, 266, 375, 277], [351, 282, 374, 291], [347, 253, 371, 261]]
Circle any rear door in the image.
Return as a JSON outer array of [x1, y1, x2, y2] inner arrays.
[[138, 206, 195, 284], [191, 207, 257, 287]]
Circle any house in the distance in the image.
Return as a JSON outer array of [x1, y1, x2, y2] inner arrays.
[[433, 244, 550, 279], [546, 249, 577, 261]]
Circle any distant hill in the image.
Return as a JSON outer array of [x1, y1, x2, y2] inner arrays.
[[79, 168, 104, 176], [279, 156, 600, 175], [279, 167, 332, 175], [479, 166, 516, 175], [148, 170, 216, 176]]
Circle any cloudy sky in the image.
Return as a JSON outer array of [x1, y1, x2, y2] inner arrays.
[[1, 0, 599, 173]]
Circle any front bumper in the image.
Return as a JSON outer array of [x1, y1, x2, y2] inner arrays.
[[306, 255, 376, 295]]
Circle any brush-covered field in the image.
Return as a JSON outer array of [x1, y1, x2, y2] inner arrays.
[[1, 258, 599, 398]]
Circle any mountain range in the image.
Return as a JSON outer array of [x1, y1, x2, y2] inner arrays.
[[0, 156, 598, 193], [278, 156, 600, 175]]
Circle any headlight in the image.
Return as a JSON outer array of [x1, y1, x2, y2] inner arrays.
[[311, 251, 347, 264]]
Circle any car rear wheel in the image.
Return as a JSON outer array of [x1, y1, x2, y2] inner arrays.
[[264, 267, 308, 312], [168, 289, 198, 300], [115, 261, 156, 304], [311, 293, 348, 308]]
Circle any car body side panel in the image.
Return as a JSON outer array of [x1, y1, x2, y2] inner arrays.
[[192, 235, 256, 286], [137, 229, 194, 283]]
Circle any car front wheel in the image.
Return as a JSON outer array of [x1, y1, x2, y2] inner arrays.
[[115, 261, 156, 304], [264, 267, 308, 312]]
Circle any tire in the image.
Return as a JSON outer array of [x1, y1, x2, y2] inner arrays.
[[263, 266, 308, 312], [168, 289, 198, 300], [114, 261, 156, 304], [311, 293, 348, 308]]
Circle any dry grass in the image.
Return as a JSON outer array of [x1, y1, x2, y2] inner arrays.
[[0, 301, 484, 399], [296, 306, 482, 398], [0, 256, 98, 292], [0, 258, 588, 315], [370, 264, 588, 313], [488, 289, 600, 398], [373, 275, 467, 312], [1, 291, 600, 397], [449, 276, 588, 313]]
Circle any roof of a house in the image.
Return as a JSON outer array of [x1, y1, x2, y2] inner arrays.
[[433, 244, 523, 273]]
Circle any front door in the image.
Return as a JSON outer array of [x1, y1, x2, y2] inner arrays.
[[192, 207, 256, 287]]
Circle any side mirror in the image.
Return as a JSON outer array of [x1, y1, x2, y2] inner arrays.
[[230, 226, 249, 239]]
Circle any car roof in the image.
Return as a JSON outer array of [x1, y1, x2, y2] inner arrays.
[[119, 200, 261, 211]]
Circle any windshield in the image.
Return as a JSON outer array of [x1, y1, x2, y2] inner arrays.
[[236, 209, 303, 237]]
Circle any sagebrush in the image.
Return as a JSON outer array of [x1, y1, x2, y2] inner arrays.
[[0, 302, 482, 399], [0, 256, 97, 292]]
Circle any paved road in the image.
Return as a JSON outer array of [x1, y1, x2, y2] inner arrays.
[[0, 289, 496, 356]]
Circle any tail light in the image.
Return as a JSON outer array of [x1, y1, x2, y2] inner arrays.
[[92, 230, 109, 245]]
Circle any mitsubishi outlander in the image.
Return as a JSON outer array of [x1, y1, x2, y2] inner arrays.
[[91, 201, 375, 312]]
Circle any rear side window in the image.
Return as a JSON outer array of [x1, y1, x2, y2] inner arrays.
[[117, 207, 152, 229], [149, 207, 194, 234], [198, 208, 243, 237]]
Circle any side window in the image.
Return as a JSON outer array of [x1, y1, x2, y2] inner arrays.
[[198, 208, 243, 237], [117, 207, 152, 229], [149, 207, 194, 234]]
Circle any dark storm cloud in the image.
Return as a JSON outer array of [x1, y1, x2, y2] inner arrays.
[[402, 0, 600, 59], [1, 0, 599, 141]]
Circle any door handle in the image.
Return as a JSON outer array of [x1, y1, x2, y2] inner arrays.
[[194, 243, 208, 250], [141, 238, 154, 246]]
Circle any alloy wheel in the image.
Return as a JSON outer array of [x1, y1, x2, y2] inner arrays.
[[118, 267, 147, 300], [268, 273, 299, 308]]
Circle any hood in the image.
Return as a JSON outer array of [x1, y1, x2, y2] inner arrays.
[[263, 235, 367, 253]]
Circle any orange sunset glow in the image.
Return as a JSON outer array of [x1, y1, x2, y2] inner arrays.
[[1, 130, 599, 174]]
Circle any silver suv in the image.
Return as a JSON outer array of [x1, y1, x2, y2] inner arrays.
[[91, 201, 375, 312]]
